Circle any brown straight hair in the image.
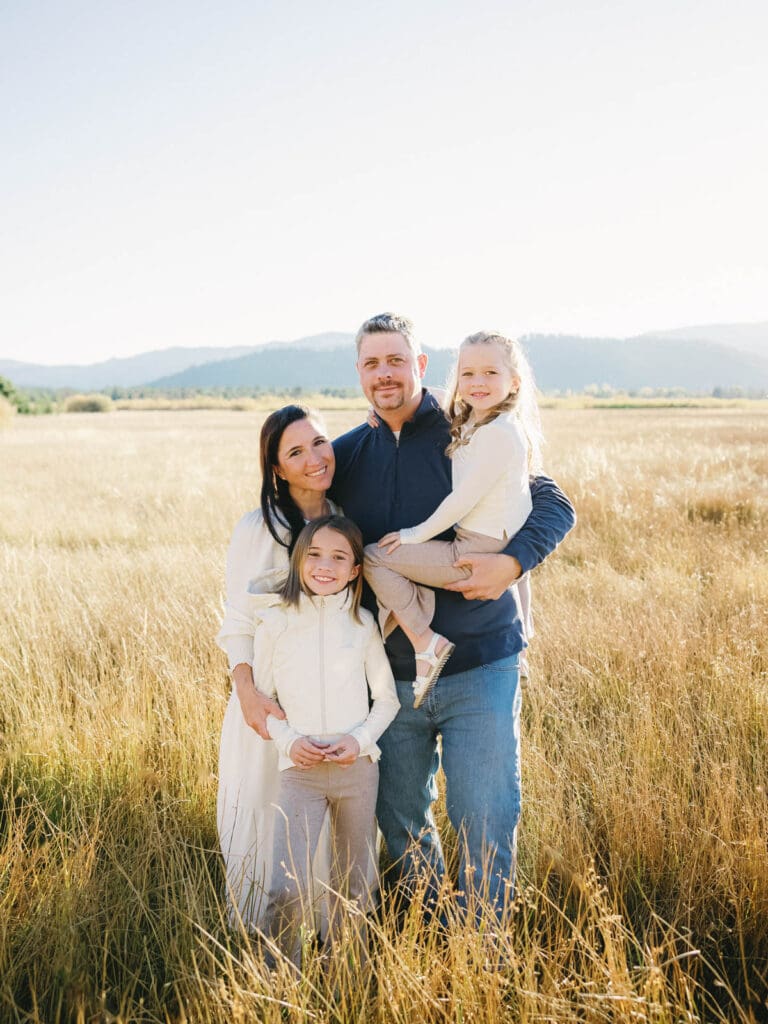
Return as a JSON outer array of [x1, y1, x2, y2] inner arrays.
[[279, 515, 364, 623]]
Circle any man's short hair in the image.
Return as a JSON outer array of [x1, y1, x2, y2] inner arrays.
[[354, 312, 421, 357]]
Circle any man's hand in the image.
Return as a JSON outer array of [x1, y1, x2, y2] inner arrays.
[[444, 552, 523, 601], [323, 735, 360, 766], [289, 736, 331, 769], [233, 663, 286, 740]]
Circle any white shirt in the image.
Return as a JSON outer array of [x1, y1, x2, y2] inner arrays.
[[400, 411, 532, 543]]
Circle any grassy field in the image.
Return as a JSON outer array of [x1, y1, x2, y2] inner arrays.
[[1, 407, 766, 1022], [106, 393, 768, 412]]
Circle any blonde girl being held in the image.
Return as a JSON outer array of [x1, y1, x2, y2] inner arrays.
[[364, 331, 542, 707]]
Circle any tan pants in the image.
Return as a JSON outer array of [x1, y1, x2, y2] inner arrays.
[[364, 528, 532, 638], [265, 756, 379, 967], [365, 527, 530, 639]]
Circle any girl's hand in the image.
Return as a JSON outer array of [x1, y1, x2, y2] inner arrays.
[[289, 736, 330, 770], [378, 531, 402, 554], [323, 735, 360, 767], [366, 407, 380, 428]]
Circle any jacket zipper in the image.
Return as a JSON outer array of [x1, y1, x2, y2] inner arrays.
[[318, 599, 327, 734], [393, 426, 401, 520]]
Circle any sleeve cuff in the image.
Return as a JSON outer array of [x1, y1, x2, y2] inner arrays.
[[502, 538, 538, 576], [399, 528, 421, 545], [349, 725, 373, 753], [266, 716, 301, 758], [225, 637, 255, 673]]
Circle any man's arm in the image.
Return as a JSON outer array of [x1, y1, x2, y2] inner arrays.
[[502, 474, 576, 573], [445, 475, 575, 601]]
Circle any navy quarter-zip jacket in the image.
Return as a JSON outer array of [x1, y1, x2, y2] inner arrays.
[[331, 390, 575, 681]]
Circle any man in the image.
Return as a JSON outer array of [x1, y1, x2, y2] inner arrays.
[[330, 312, 575, 918]]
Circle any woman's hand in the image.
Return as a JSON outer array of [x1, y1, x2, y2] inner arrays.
[[290, 736, 331, 769], [378, 531, 402, 554], [366, 407, 380, 428], [233, 663, 285, 740], [323, 735, 360, 766]]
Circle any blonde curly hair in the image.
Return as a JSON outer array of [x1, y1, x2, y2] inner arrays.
[[444, 331, 543, 472]]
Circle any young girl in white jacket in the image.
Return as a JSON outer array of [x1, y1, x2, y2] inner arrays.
[[253, 515, 399, 968]]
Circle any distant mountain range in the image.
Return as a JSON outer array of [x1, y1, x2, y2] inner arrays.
[[635, 322, 768, 358], [0, 345, 259, 390], [2, 323, 766, 393]]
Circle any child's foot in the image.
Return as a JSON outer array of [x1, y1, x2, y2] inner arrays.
[[412, 632, 455, 708]]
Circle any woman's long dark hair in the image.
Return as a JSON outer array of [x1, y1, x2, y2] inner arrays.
[[259, 404, 318, 553]]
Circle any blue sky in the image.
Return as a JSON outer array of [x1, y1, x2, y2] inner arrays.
[[2, 0, 767, 364]]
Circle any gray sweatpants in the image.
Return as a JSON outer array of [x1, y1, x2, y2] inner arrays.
[[265, 756, 379, 967], [364, 526, 533, 640]]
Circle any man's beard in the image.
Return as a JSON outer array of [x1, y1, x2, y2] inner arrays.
[[371, 383, 405, 411]]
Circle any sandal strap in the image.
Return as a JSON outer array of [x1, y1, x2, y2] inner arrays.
[[416, 631, 446, 670], [413, 638, 455, 686]]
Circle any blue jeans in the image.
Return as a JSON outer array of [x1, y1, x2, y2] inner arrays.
[[376, 655, 521, 919]]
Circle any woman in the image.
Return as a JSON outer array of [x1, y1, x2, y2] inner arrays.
[[216, 404, 338, 931]]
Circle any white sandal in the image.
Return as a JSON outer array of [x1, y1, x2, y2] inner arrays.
[[412, 633, 455, 709]]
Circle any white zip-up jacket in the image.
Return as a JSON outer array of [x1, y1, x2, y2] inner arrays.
[[250, 590, 400, 771]]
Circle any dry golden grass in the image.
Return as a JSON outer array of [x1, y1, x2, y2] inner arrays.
[[1, 407, 766, 1022], [538, 396, 768, 410], [112, 394, 768, 413], [63, 394, 114, 413], [113, 394, 369, 412]]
